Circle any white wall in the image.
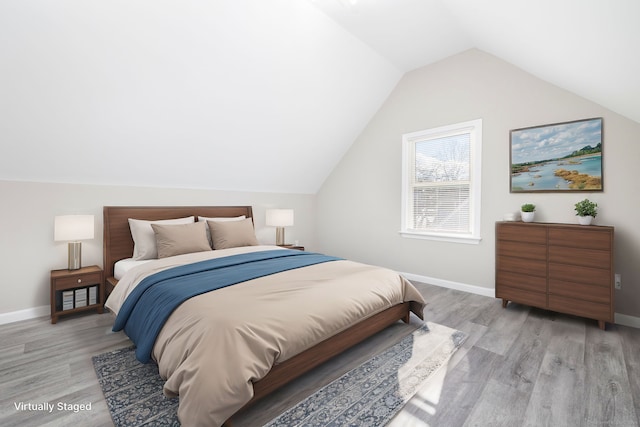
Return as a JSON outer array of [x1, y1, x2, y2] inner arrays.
[[316, 49, 640, 319], [0, 180, 315, 322]]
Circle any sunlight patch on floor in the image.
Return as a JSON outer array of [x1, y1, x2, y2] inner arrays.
[[389, 356, 450, 426]]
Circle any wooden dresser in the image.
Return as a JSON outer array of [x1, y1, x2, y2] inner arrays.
[[496, 221, 614, 329]]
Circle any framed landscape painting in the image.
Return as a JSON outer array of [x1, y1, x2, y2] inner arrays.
[[510, 117, 603, 192]]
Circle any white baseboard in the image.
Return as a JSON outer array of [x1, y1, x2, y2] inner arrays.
[[0, 305, 49, 325], [402, 271, 640, 329], [614, 313, 640, 329], [401, 272, 495, 298]]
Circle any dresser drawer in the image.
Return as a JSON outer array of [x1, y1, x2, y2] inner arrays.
[[548, 263, 610, 287], [497, 256, 546, 278], [497, 271, 546, 294], [549, 279, 611, 305], [548, 227, 611, 251], [548, 246, 611, 269], [497, 223, 546, 245], [497, 240, 546, 261], [548, 294, 612, 322], [497, 285, 547, 309]]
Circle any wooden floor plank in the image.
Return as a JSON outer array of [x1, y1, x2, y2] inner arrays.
[[491, 309, 553, 393], [522, 315, 587, 427], [583, 325, 639, 427], [462, 378, 531, 427], [474, 302, 531, 356], [620, 325, 640, 421]]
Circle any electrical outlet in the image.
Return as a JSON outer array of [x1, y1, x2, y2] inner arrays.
[[615, 273, 622, 290]]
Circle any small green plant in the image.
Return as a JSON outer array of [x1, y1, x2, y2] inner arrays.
[[521, 203, 536, 213], [574, 199, 598, 217]]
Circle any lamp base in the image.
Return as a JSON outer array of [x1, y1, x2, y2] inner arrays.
[[275, 227, 285, 246], [68, 241, 82, 270]]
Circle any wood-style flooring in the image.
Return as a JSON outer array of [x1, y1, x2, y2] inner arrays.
[[1, 281, 639, 427]]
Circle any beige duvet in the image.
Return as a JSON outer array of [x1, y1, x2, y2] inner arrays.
[[106, 246, 425, 427]]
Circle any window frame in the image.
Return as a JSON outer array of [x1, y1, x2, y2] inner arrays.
[[400, 119, 482, 244]]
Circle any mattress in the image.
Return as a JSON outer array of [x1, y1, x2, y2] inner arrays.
[[113, 258, 152, 280]]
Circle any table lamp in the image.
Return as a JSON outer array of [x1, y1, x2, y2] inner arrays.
[[54, 215, 95, 270], [265, 209, 294, 246]]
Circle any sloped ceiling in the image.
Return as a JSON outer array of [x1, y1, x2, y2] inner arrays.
[[0, 0, 401, 194], [1, 0, 638, 194], [312, 0, 640, 124]]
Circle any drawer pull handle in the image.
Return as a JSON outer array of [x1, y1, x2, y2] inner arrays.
[[77, 279, 82, 283]]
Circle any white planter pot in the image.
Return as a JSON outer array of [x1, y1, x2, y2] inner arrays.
[[521, 211, 535, 223], [577, 215, 593, 225]]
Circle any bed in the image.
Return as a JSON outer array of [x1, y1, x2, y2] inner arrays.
[[102, 206, 425, 426]]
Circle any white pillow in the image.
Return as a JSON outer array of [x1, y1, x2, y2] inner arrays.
[[128, 216, 195, 260], [197, 215, 246, 247], [197, 215, 246, 222]]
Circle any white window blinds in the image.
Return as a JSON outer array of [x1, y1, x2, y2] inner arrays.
[[401, 119, 482, 243]]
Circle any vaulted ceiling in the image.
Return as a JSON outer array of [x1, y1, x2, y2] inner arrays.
[[313, 0, 640, 124], [1, 0, 637, 194]]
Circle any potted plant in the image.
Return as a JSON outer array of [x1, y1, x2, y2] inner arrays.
[[521, 203, 536, 223], [574, 199, 597, 225]]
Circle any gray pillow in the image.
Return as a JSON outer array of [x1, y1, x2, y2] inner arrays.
[[151, 221, 212, 259], [207, 218, 259, 250]]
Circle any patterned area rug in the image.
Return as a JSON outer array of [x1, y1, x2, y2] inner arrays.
[[93, 322, 465, 427], [92, 347, 179, 427]]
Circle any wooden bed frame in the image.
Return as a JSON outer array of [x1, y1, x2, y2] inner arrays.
[[102, 205, 423, 425]]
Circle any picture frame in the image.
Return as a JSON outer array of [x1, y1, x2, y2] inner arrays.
[[510, 117, 603, 193]]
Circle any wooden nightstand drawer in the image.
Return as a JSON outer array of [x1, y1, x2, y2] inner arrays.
[[54, 273, 102, 290]]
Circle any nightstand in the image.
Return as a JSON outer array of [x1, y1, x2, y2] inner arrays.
[[50, 265, 104, 324], [278, 244, 305, 251]]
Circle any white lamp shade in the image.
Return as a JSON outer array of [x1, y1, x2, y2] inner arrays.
[[54, 215, 95, 241], [265, 209, 294, 227]]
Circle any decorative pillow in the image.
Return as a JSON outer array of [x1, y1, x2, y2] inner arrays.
[[207, 218, 259, 250], [128, 216, 195, 260], [197, 215, 246, 247], [151, 221, 212, 259]]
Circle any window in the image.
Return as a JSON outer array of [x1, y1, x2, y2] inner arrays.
[[401, 119, 482, 244]]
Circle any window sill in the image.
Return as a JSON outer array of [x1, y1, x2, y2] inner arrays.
[[399, 230, 481, 245]]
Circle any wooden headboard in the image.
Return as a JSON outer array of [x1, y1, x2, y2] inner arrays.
[[102, 206, 254, 281]]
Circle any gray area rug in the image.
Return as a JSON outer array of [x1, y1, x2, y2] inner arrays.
[[93, 322, 465, 426]]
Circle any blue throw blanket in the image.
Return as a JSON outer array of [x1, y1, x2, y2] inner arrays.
[[112, 249, 341, 363]]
